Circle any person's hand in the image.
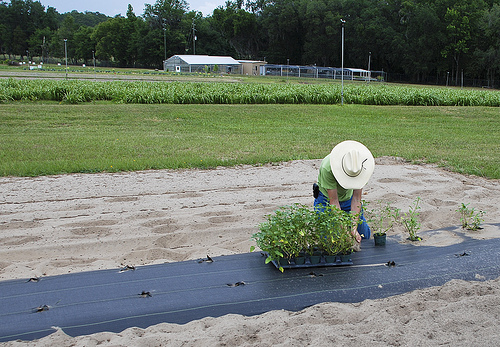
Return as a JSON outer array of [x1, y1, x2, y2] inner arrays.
[[351, 228, 362, 243]]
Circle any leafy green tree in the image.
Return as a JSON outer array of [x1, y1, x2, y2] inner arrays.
[[259, 0, 305, 64], [441, 7, 471, 84], [301, 0, 340, 66], [211, 0, 260, 58], [73, 26, 95, 63], [399, 1, 447, 82], [0, 22, 8, 56], [332, 0, 408, 75], [27, 27, 54, 61], [472, 3, 500, 86], [132, 17, 161, 67], [124, 4, 143, 67], [12, 25, 27, 57], [53, 15, 78, 63], [44, 6, 60, 31], [440, 0, 487, 84], [194, 14, 235, 56], [92, 17, 126, 65], [60, 10, 109, 27], [143, 0, 190, 63]]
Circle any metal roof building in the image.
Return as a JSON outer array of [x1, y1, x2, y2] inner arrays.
[[163, 55, 241, 74]]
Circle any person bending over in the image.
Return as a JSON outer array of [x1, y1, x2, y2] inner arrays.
[[313, 140, 375, 250]]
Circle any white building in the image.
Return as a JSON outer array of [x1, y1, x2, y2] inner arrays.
[[163, 55, 241, 74]]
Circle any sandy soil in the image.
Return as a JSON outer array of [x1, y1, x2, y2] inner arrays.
[[1, 157, 499, 346]]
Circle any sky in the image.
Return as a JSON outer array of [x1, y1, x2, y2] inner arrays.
[[39, 0, 227, 17]]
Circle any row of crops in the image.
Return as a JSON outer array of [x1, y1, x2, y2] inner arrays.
[[1, 78, 499, 106]]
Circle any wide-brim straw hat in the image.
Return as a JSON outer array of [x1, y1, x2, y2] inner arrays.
[[330, 140, 375, 189]]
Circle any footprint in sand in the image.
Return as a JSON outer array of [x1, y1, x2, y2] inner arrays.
[[141, 218, 179, 233]]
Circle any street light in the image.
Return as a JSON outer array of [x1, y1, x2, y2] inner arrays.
[[64, 38, 68, 79], [287, 58, 289, 82], [367, 51, 371, 83], [163, 28, 167, 61], [340, 19, 345, 106], [92, 50, 96, 80], [192, 18, 196, 55], [41, 36, 45, 64]]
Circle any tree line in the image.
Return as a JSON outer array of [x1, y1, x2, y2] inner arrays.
[[1, 0, 499, 86]]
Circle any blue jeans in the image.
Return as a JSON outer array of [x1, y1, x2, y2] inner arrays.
[[313, 190, 371, 239]]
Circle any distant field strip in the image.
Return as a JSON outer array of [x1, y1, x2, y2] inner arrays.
[[1, 79, 499, 106]]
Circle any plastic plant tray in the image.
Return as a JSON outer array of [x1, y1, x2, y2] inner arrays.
[[270, 254, 353, 269]]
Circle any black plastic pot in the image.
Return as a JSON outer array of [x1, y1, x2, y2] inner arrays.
[[374, 233, 387, 246], [324, 255, 337, 263], [277, 257, 291, 266], [294, 256, 306, 265], [340, 253, 352, 262], [309, 255, 321, 264]]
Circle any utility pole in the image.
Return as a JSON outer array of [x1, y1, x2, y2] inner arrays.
[[92, 50, 96, 80], [162, 18, 167, 62], [41, 36, 45, 64], [367, 51, 371, 83], [340, 19, 345, 106], [287, 58, 289, 82], [192, 18, 196, 55], [64, 39, 68, 79]]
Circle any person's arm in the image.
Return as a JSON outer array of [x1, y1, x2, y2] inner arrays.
[[351, 189, 363, 242], [327, 189, 341, 209]]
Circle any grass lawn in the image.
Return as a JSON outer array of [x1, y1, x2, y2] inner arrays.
[[0, 103, 498, 178]]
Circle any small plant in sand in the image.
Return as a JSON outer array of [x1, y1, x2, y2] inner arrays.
[[364, 200, 399, 236], [457, 203, 486, 231], [400, 197, 422, 241]]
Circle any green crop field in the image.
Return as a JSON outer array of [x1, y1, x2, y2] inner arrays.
[[1, 78, 500, 106]]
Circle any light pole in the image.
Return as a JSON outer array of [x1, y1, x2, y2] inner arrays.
[[41, 36, 45, 64], [92, 50, 96, 80], [192, 18, 196, 55], [367, 51, 371, 82], [64, 39, 68, 79], [340, 19, 345, 106], [287, 58, 289, 82], [163, 28, 166, 61]]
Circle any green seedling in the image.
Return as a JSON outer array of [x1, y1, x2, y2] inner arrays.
[[457, 203, 486, 231], [363, 200, 399, 236], [401, 197, 422, 241]]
